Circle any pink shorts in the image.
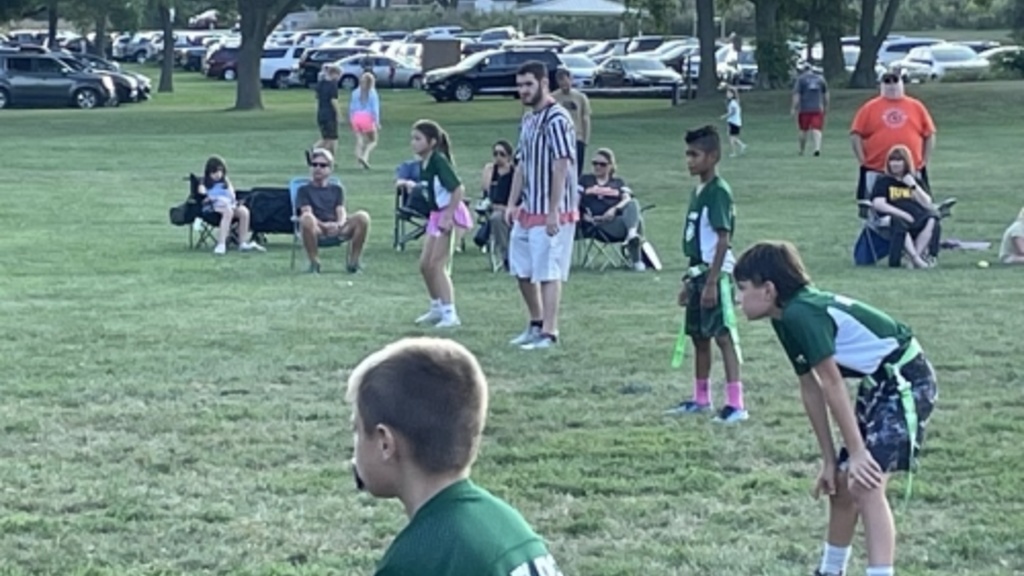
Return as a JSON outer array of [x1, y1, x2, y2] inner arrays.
[[426, 202, 473, 237], [350, 111, 375, 134]]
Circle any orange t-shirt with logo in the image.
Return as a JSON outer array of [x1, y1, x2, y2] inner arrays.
[[850, 96, 936, 172]]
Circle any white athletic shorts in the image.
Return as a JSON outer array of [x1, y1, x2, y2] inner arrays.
[[509, 221, 576, 283]]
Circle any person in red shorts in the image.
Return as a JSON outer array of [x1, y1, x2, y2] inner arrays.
[[791, 63, 829, 157]]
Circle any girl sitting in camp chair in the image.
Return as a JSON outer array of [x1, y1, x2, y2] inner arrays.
[[197, 155, 265, 255], [869, 145, 940, 269]]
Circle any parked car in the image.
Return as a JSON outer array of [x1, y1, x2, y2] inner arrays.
[[335, 54, 422, 89], [556, 53, 598, 87], [895, 43, 990, 81], [261, 45, 306, 88], [422, 47, 561, 102], [978, 45, 1023, 63], [294, 46, 372, 87], [876, 37, 944, 66], [52, 51, 141, 104], [592, 56, 682, 88], [203, 45, 240, 80], [0, 49, 115, 109]]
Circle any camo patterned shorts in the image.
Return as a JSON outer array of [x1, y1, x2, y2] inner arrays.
[[838, 354, 938, 473]]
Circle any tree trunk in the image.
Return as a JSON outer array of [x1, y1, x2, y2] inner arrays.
[[753, 0, 782, 89], [47, 0, 58, 48], [821, 26, 845, 81], [849, 0, 901, 88], [695, 0, 717, 97], [158, 4, 174, 93], [93, 16, 108, 58], [234, 1, 267, 110]]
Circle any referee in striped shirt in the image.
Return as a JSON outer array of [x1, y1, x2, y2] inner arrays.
[[504, 60, 579, 350]]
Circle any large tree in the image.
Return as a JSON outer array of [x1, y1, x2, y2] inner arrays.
[[696, 0, 718, 96], [234, 0, 308, 110], [748, 0, 792, 89], [849, 0, 901, 88], [157, 2, 174, 93]]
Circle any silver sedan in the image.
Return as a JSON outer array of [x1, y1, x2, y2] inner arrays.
[[335, 54, 423, 89]]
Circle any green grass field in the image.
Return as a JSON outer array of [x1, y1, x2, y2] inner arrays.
[[1, 70, 1022, 576]]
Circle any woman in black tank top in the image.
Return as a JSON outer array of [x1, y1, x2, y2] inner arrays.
[[481, 140, 514, 266]]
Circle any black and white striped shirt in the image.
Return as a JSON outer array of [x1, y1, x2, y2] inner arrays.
[[515, 102, 578, 219]]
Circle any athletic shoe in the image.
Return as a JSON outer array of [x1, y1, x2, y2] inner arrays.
[[664, 400, 712, 416], [239, 241, 266, 252], [509, 325, 541, 346], [521, 334, 556, 350], [415, 309, 442, 325], [434, 313, 461, 328], [213, 243, 226, 255], [714, 405, 749, 424], [306, 262, 321, 274]]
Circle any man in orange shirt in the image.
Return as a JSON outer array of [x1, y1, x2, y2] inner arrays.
[[850, 71, 936, 206]]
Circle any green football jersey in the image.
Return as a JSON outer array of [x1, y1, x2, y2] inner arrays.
[[375, 480, 562, 576], [771, 287, 914, 378], [418, 151, 462, 211], [682, 175, 736, 272]]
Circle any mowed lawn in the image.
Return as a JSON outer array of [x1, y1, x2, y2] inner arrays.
[[1, 71, 1022, 576]]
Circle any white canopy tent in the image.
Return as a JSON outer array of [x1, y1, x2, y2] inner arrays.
[[514, 0, 645, 35]]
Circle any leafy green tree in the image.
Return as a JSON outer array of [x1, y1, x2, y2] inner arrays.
[[234, 0, 316, 110], [696, 0, 719, 96], [849, 0, 901, 88]]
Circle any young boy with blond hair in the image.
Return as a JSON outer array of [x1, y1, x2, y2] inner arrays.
[[346, 337, 563, 576]]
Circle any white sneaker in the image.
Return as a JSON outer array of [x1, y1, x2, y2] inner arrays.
[[434, 314, 461, 328], [521, 334, 556, 350], [509, 326, 541, 346], [239, 241, 266, 252], [415, 309, 442, 325], [213, 243, 226, 255]]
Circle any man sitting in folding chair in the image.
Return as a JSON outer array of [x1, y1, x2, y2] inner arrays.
[[296, 148, 371, 274], [578, 148, 648, 271]]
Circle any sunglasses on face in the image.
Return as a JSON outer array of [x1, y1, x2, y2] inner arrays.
[[311, 162, 330, 169], [592, 160, 608, 167], [882, 76, 900, 84], [493, 150, 507, 157]]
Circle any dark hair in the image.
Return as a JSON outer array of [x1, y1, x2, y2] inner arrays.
[[493, 139, 513, 157], [203, 155, 227, 189], [346, 337, 488, 474], [555, 67, 571, 80], [684, 125, 721, 156], [516, 60, 548, 82], [733, 241, 812, 305], [413, 119, 454, 164]]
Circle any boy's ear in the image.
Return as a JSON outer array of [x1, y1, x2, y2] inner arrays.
[[375, 424, 398, 459]]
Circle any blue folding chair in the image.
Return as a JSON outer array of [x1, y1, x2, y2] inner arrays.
[[289, 176, 345, 271]]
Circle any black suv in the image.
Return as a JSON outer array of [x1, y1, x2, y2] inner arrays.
[[422, 48, 562, 102], [0, 50, 115, 109]]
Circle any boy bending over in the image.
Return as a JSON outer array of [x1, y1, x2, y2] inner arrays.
[[733, 241, 938, 576], [346, 337, 563, 576]]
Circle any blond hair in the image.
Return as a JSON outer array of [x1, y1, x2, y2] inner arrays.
[[345, 338, 488, 474]]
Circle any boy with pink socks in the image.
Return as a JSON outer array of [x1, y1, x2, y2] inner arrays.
[[666, 125, 747, 424]]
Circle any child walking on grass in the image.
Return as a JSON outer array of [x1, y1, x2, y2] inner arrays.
[[733, 240, 938, 576], [404, 119, 473, 329], [666, 125, 747, 424], [721, 87, 747, 157]]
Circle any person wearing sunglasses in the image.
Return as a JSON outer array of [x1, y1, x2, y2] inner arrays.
[[850, 70, 937, 213], [295, 148, 371, 274], [479, 140, 515, 268], [578, 148, 646, 271]]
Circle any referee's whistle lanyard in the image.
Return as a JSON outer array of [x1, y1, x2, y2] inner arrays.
[[861, 337, 924, 508], [671, 264, 743, 368]]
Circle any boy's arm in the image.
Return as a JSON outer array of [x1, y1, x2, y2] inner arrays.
[[812, 357, 869, 460], [705, 229, 730, 284], [799, 371, 837, 463]]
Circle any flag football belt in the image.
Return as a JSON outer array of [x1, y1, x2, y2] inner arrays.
[[671, 264, 743, 368], [861, 337, 924, 507]]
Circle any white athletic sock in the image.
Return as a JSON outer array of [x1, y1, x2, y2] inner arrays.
[[819, 544, 852, 575], [440, 303, 455, 316], [430, 298, 441, 310], [866, 567, 894, 576]]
